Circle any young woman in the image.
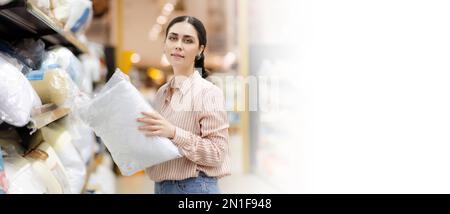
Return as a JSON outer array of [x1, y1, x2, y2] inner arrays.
[[137, 16, 231, 194]]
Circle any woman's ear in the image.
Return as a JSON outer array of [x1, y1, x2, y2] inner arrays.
[[198, 45, 205, 55]]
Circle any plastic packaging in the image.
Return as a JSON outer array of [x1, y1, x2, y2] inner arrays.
[[25, 142, 72, 194], [29, 0, 51, 15], [0, 51, 30, 75], [12, 39, 46, 71], [63, 116, 96, 164], [41, 47, 84, 86], [79, 53, 100, 93], [76, 69, 182, 176], [2, 146, 47, 194], [29, 75, 87, 112], [51, 0, 70, 24], [30, 0, 50, 12], [27, 68, 72, 106], [0, 54, 42, 127], [65, 0, 93, 34], [85, 42, 105, 82], [40, 120, 87, 194]]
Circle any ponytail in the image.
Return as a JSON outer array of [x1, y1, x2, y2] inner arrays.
[[195, 52, 209, 78]]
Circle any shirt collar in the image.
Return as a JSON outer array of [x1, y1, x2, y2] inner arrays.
[[163, 70, 201, 95], [162, 70, 202, 103]]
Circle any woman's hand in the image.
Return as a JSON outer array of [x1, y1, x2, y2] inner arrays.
[[137, 112, 176, 139]]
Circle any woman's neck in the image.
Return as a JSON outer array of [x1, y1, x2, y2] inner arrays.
[[173, 65, 195, 77]]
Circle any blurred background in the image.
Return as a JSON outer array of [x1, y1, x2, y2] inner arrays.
[[0, 0, 301, 194]]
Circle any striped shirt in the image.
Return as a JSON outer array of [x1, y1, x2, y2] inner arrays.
[[146, 70, 231, 182]]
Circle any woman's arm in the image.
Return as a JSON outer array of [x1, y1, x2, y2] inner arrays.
[[138, 88, 229, 167], [171, 104, 228, 167]]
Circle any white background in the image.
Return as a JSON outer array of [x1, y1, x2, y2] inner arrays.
[[266, 0, 450, 193]]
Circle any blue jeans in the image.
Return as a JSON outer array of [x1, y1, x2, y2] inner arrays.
[[154, 172, 220, 194]]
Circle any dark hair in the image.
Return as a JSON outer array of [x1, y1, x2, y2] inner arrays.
[[165, 16, 209, 78]]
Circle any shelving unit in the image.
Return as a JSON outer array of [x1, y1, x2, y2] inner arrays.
[[29, 104, 70, 130], [0, 1, 107, 194], [0, 0, 88, 55]]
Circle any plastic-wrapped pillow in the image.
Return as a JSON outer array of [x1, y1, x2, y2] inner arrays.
[[25, 142, 72, 194], [3, 147, 47, 194], [64, 0, 93, 34], [76, 69, 181, 176], [40, 120, 87, 194], [41, 47, 84, 86], [0, 54, 42, 127], [27, 68, 72, 106], [79, 54, 100, 93], [12, 39, 46, 71], [29, 0, 51, 15], [51, 0, 70, 24], [64, 117, 96, 164], [0, 51, 31, 75]]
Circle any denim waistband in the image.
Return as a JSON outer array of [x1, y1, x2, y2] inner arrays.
[[158, 171, 217, 184], [198, 171, 209, 177]]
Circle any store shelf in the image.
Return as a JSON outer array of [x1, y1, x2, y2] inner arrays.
[[29, 104, 70, 130], [0, 0, 88, 55]]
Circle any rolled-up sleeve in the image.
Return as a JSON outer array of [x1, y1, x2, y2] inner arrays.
[[171, 87, 229, 167]]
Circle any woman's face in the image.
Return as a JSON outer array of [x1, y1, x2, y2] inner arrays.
[[164, 22, 204, 69]]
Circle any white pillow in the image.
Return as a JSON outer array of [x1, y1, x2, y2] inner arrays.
[[41, 120, 87, 194], [0, 54, 42, 127], [76, 69, 181, 176], [28, 68, 71, 106], [29, 0, 51, 14], [64, 0, 93, 34], [25, 142, 72, 194], [51, 0, 70, 24], [41, 47, 84, 88], [4, 153, 47, 194], [63, 117, 96, 164]]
